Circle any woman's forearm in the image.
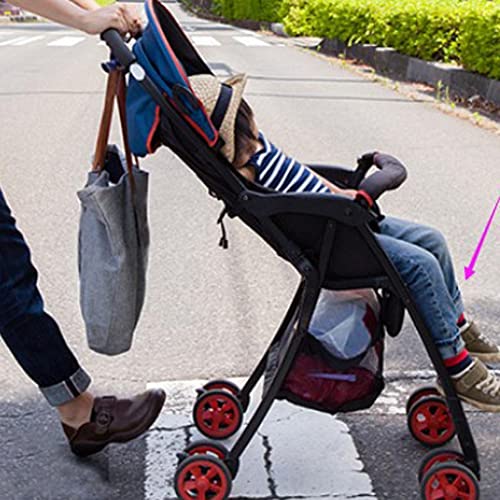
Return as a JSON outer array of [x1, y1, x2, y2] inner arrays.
[[9, 0, 87, 30], [70, 0, 100, 12], [9, 0, 140, 35]]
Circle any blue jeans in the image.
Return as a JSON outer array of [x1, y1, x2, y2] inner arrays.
[[377, 216, 465, 359], [0, 189, 91, 406]]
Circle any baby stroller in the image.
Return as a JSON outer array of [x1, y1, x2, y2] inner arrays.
[[100, 1, 481, 498]]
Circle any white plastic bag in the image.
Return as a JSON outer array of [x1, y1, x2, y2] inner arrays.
[[309, 289, 380, 360]]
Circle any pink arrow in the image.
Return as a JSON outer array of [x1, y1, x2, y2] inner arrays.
[[464, 196, 500, 280]]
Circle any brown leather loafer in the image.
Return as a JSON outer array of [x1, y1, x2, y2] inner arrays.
[[62, 389, 166, 457]]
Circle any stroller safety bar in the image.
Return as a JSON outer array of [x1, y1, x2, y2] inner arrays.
[[359, 153, 408, 201]]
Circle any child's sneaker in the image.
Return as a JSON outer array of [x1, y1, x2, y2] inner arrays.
[[452, 359, 500, 412], [461, 322, 500, 363]]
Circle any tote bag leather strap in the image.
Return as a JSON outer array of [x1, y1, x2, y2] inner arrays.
[[92, 69, 136, 175]]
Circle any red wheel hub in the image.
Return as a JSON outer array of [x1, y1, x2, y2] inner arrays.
[[195, 392, 241, 439], [410, 399, 455, 445], [177, 459, 229, 500], [424, 467, 477, 500]]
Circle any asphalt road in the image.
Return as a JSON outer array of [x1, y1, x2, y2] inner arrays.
[[0, 2, 499, 499]]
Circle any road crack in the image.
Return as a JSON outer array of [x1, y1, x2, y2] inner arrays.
[[260, 433, 278, 497]]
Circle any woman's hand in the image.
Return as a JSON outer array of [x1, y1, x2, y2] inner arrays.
[[79, 2, 141, 35]]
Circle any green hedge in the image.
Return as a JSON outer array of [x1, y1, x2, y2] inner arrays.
[[281, 0, 500, 79], [460, 1, 500, 79], [212, 0, 284, 22], [211, 0, 499, 79]]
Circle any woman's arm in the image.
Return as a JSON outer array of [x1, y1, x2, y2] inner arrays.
[[9, 0, 140, 35], [70, 0, 99, 11]]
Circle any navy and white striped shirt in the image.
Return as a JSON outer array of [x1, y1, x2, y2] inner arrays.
[[248, 132, 330, 194]]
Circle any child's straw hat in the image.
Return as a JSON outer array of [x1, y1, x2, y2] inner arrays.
[[188, 73, 248, 163]]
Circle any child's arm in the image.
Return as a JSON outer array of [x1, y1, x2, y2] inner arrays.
[[310, 169, 358, 198]]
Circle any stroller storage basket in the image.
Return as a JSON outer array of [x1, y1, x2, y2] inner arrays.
[[265, 296, 384, 415]]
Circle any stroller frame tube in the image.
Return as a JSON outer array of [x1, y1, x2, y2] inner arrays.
[[100, 30, 480, 481], [359, 224, 480, 477]]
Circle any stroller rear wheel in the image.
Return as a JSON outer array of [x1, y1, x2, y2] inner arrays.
[[175, 454, 232, 500], [406, 385, 441, 415], [201, 379, 250, 411], [408, 395, 456, 447], [418, 449, 465, 482], [194, 389, 244, 440], [420, 461, 479, 500]]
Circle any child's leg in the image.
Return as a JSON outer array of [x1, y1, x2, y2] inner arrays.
[[376, 233, 465, 360], [377, 233, 500, 411], [378, 216, 464, 316], [378, 216, 500, 362]]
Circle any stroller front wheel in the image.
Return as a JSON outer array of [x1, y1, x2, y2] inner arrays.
[[420, 461, 480, 500], [406, 385, 441, 415], [408, 395, 456, 447], [418, 448, 465, 482]]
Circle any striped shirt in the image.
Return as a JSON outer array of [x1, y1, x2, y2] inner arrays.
[[248, 132, 330, 194]]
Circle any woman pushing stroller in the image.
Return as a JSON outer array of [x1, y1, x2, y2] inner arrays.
[[188, 72, 500, 412]]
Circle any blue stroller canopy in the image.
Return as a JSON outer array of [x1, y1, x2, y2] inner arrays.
[[127, 0, 219, 157]]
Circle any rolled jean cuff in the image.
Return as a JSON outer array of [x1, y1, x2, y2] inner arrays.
[[436, 335, 466, 360], [39, 368, 92, 407]]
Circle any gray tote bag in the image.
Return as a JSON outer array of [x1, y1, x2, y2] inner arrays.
[[78, 69, 150, 355]]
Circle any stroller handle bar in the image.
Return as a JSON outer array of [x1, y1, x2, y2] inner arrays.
[[356, 152, 408, 204], [101, 29, 136, 68]]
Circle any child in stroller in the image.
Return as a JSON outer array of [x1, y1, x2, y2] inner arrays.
[[188, 72, 500, 413]]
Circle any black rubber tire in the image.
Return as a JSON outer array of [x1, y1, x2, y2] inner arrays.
[[420, 461, 480, 500]]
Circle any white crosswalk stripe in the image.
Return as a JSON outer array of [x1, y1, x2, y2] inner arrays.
[[0, 32, 273, 49], [233, 36, 271, 47], [47, 36, 85, 47], [190, 35, 221, 47], [11, 35, 45, 46], [0, 36, 30, 46]]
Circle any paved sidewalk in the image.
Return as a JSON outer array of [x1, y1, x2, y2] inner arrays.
[[145, 379, 377, 500]]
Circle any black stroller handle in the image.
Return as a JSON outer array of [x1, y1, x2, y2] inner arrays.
[[101, 29, 136, 68], [356, 153, 408, 205]]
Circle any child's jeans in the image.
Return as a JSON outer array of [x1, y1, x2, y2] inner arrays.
[[377, 216, 466, 360], [0, 188, 91, 406]]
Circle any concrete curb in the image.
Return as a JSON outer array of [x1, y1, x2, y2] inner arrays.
[[315, 38, 500, 107]]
